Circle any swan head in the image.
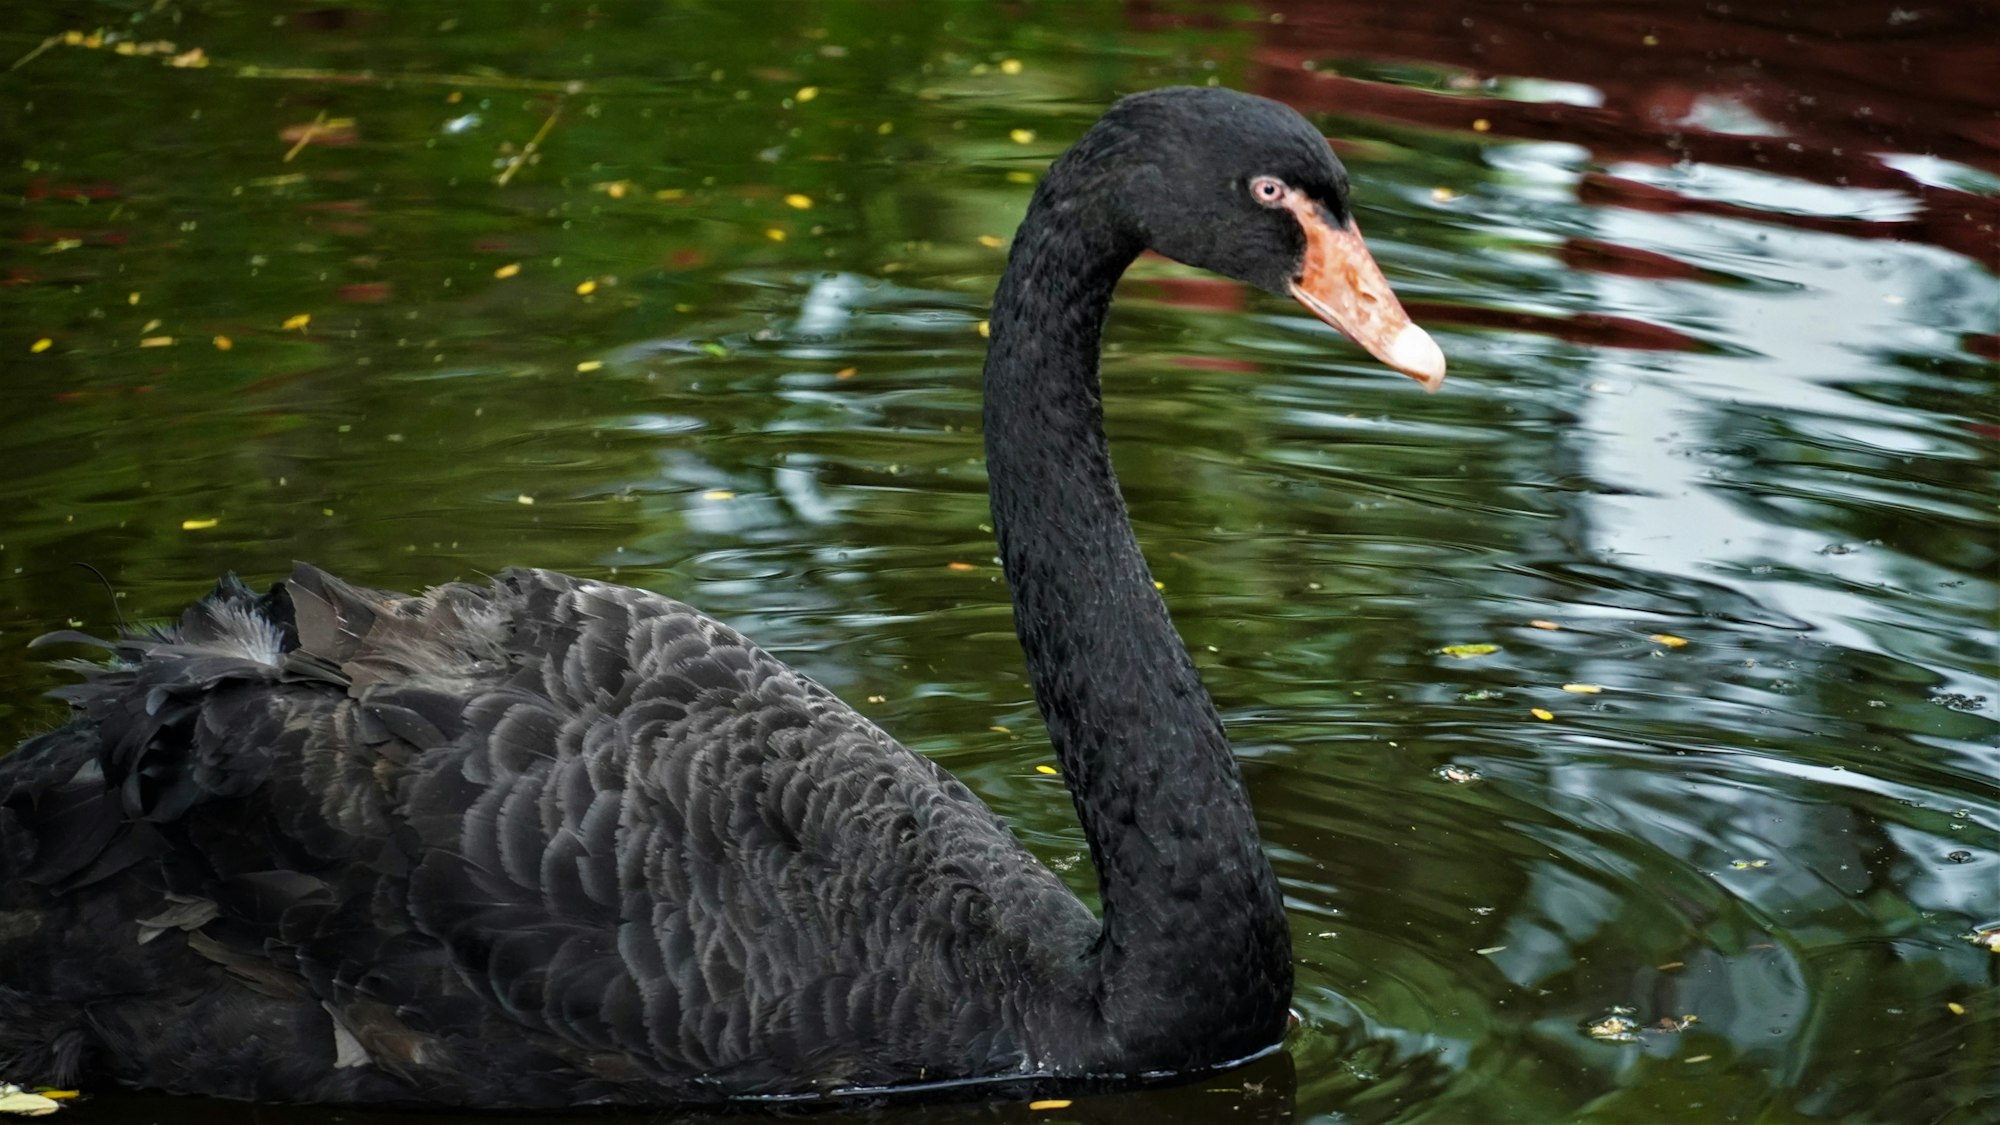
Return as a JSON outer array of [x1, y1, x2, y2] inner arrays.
[[1074, 86, 1446, 391]]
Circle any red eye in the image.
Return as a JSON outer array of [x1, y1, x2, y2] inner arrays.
[[1250, 177, 1286, 205]]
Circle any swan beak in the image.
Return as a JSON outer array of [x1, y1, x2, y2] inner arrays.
[[1281, 198, 1446, 392]]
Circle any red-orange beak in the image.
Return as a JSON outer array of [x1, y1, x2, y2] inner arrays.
[[1279, 190, 1445, 391]]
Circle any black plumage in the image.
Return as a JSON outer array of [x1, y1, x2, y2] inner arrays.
[[0, 86, 1442, 1107]]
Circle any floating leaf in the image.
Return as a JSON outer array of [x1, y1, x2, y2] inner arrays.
[[516, 494, 535, 506], [575, 279, 597, 295], [0, 1085, 60, 1116], [794, 86, 819, 102], [699, 341, 730, 358], [1530, 708, 1554, 721], [1529, 619, 1559, 630], [575, 360, 603, 373], [1028, 1100, 1071, 1111], [1948, 1001, 1966, 1016], [835, 366, 856, 379], [30, 338, 52, 353], [1440, 643, 1499, 658], [139, 336, 174, 348], [976, 320, 990, 338], [977, 234, 1005, 248], [1009, 128, 1036, 144], [493, 262, 521, 279], [1650, 633, 1689, 648], [1034, 765, 1058, 776], [1475, 945, 1507, 955], [1584, 1010, 1639, 1042], [946, 562, 975, 572], [282, 313, 311, 331], [1000, 58, 1023, 75], [702, 489, 735, 501], [764, 227, 787, 242], [213, 335, 232, 350], [180, 517, 218, 531], [783, 193, 813, 210], [1561, 683, 1604, 694]]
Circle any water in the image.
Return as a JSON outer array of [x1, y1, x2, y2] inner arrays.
[[3, 2, 1995, 1121]]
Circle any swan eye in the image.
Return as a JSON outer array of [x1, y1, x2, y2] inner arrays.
[[1249, 176, 1287, 206]]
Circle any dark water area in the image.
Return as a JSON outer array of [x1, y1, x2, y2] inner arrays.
[[2, 1, 1996, 1121]]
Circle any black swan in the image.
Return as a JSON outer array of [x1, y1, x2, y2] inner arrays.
[[0, 86, 1442, 1107]]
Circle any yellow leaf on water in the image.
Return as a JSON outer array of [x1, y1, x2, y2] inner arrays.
[[978, 235, 1005, 248], [30, 338, 52, 353], [703, 489, 735, 501], [1028, 1098, 1071, 1110], [1009, 128, 1036, 144], [139, 336, 174, 348], [516, 494, 535, 506], [140, 319, 162, 334], [181, 518, 218, 531], [1650, 633, 1689, 648], [1948, 1001, 1966, 1015], [1000, 59, 1024, 75], [0, 1088, 61, 1116], [835, 366, 857, 379], [946, 562, 976, 571], [282, 313, 311, 331], [213, 335, 233, 350], [1440, 643, 1499, 658], [1530, 708, 1554, 721], [764, 228, 787, 242], [493, 262, 521, 279], [784, 193, 813, 210], [795, 86, 819, 102], [1472, 118, 1492, 132], [1034, 765, 1058, 776], [576, 279, 597, 296], [1006, 170, 1035, 184], [1529, 619, 1559, 630], [1561, 683, 1604, 694], [976, 320, 990, 338], [575, 360, 604, 373]]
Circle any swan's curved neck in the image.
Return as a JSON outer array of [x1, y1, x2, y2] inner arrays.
[[982, 177, 1291, 1059]]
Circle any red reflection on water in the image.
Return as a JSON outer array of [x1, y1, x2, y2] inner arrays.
[[1132, 0, 1999, 274]]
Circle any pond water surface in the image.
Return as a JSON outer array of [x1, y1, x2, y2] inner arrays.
[[2, 2, 1996, 1122]]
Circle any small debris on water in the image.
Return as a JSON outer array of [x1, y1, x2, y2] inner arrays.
[[1585, 1008, 1640, 1042]]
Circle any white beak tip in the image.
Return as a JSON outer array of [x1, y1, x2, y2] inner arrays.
[[1387, 324, 1446, 392]]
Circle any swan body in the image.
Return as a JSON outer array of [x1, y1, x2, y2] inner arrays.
[[0, 86, 1440, 1106]]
